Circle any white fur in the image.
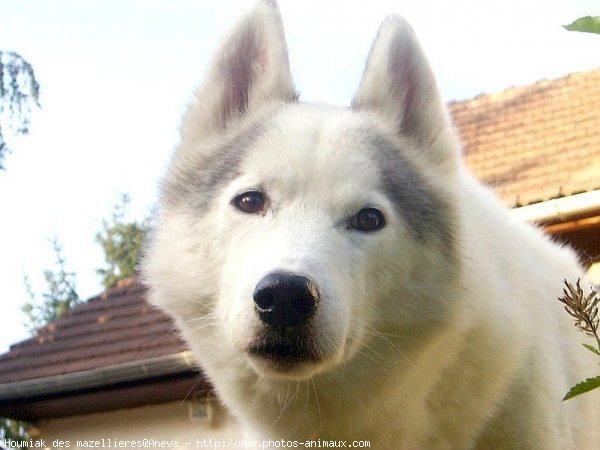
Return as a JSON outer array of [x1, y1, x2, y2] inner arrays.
[[144, 2, 600, 448]]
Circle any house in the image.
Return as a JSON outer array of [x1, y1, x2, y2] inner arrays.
[[450, 67, 600, 278], [0, 277, 239, 445], [1, 67, 599, 446]]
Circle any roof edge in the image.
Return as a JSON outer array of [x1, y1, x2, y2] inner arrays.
[[510, 189, 600, 223], [0, 351, 197, 402], [447, 65, 600, 106]]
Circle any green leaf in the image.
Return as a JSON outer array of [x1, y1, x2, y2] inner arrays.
[[583, 343, 600, 356], [563, 376, 600, 400], [564, 16, 600, 34]]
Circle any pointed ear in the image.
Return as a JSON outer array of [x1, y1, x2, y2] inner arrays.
[[181, 0, 297, 142], [352, 17, 457, 170]]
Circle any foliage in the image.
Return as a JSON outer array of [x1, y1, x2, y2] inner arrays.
[[0, 418, 29, 448], [13, 196, 145, 442], [0, 51, 40, 170], [22, 237, 80, 333], [1, 53, 41, 442], [564, 16, 600, 35], [559, 280, 600, 400], [96, 193, 149, 289]]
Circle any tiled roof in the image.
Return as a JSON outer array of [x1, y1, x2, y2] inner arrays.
[[0, 278, 188, 384], [450, 67, 600, 207]]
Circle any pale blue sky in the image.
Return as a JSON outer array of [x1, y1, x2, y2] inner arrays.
[[0, 0, 599, 353]]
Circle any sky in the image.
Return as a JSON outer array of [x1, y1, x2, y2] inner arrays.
[[0, 0, 599, 354]]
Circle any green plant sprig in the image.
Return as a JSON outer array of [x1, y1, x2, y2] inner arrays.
[[559, 279, 600, 401]]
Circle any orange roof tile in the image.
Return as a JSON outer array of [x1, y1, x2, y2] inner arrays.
[[0, 278, 189, 384], [450, 67, 600, 207]]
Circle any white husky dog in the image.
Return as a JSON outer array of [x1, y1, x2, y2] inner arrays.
[[144, 1, 599, 447]]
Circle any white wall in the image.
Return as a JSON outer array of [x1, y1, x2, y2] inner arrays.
[[37, 400, 242, 449]]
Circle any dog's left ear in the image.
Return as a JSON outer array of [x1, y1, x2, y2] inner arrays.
[[353, 17, 457, 171], [181, 0, 297, 143]]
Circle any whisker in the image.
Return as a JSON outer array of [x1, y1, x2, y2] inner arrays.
[[310, 377, 322, 432]]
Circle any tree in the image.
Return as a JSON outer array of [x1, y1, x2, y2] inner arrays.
[[21, 195, 148, 330], [14, 197, 146, 444], [22, 237, 80, 333], [0, 418, 29, 448], [0, 51, 40, 170], [96, 193, 149, 289], [0, 50, 39, 450]]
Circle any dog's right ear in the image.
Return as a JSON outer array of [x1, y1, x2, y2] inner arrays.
[[181, 0, 296, 142]]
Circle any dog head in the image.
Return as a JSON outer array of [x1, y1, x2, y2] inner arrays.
[[145, 1, 460, 380]]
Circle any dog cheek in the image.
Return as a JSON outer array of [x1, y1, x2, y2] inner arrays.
[[307, 251, 365, 362], [218, 296, 259, 352], [145, 214, 220, 313], [214, 230, 267, 349], [336, 235, 404, 354]]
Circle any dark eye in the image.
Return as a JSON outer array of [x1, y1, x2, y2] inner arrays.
[[232, 191, 267, 214], [348, 208, 386, 233]]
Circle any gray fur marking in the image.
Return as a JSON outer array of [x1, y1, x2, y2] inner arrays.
[[162, 121, 266, 212], [369, 133, 454, 248]]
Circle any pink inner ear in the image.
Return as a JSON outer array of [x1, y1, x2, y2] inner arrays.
[[180, 2, 297, 143], [388, 40, 423, 138], [221, 23, 263, 127]]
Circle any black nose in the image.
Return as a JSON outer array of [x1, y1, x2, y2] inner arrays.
[[253, 272, 319, 327]]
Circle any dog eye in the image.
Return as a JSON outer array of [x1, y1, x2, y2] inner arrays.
[[348, 208, 386, 233], [232, 191, 266, 214]]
